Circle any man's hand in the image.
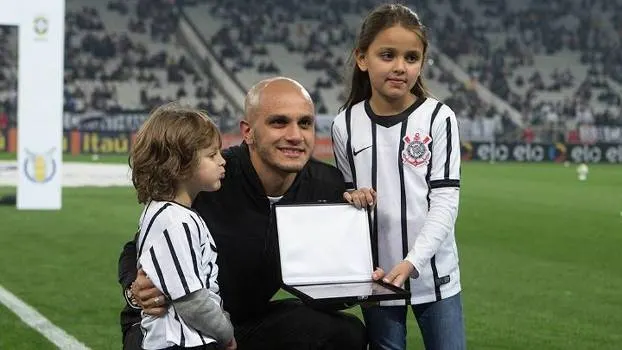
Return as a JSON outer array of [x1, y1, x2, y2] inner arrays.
[[381, 261, 418, 288], [343, 188, 376, 209], [224, 337, 237, 350], [130, 268, 168, 316]]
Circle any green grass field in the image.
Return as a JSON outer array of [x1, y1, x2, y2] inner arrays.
[[1, 158, 621, 349]]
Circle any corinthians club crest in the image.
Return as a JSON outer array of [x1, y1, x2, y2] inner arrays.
[[402, 132, 431, 167]]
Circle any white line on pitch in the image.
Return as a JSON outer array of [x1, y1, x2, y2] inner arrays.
[[0, 284, 90, 349]]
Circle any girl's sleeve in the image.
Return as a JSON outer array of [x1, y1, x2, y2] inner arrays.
[[405, 107, 461, 275]]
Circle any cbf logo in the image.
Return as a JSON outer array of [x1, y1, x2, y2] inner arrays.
[[402, 132, 431, 167], [33, 16, 49, 39], [23, 148, 57, 184]]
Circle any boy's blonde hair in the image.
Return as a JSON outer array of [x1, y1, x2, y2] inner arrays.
[[129, 102, 221, 204]]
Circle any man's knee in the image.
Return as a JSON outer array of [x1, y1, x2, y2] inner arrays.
[[242, 300, 368, 349], [321, 311, 367, 350]]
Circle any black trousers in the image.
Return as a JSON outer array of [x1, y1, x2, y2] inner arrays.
[[234, 299, 367, 350], [124, 299, 367, 350], [122, 324, 218, 350]]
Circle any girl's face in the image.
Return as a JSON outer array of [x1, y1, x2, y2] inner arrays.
[[356, 25, 424, 107]]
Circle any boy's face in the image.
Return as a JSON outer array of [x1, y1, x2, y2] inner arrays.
[[191, 144, 226, 192]]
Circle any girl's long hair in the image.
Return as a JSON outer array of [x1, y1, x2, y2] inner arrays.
[[341, 3, 432, 112]]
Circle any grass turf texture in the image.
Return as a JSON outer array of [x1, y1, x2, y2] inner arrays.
[[0, 161, 621, 349]]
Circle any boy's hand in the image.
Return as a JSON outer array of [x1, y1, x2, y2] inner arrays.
[[131, 268, 168, 316], [343, 188, 376, 209]]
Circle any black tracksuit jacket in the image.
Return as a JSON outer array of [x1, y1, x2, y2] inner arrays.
[[118, 143, 346, 334]]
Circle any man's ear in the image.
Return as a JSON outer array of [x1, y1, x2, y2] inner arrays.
[[355, 49, 368, 72], [239, 119, 253, 144]]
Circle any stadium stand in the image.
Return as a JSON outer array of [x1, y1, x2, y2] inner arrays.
[[181, 0, 524, 141], [0, 0, 620, 143], [63, 0, 237, 130], [184, 0, 622, 142], [427, 0, 622, 141]]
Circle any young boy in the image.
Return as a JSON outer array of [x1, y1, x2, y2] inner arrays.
[[129, 103, 234, 350]]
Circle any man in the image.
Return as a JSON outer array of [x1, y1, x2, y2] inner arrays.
[[118, 77, 368, 350]]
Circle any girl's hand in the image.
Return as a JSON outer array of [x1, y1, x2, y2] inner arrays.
[[382, 261, 418, 288]]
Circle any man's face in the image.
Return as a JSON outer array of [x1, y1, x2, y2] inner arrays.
[[245, 86, 316, 174]]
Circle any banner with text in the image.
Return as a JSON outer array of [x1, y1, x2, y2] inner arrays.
[[5, 130, 622, 164], [461, 141, 622, 164], [0, 129, 336, 160]]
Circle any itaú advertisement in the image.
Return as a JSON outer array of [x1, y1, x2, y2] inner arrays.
[[16, 1, 65, 210]]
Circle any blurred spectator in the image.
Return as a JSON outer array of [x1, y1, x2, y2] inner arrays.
[[0, 111, 8, 130]]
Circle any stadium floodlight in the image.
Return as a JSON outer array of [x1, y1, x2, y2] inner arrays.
[[0, 0, 64, 210]]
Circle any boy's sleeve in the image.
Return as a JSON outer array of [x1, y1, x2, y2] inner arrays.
[[138, 219, 205, 301], [405, 108, 461, 275], [331, 117, 355, 190], [173, 289, 234, 346]]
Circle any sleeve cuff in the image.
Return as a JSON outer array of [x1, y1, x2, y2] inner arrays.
[[404, 254, 422, 279], [429, 179, 460, 189], [120, 274, 136, 291], [123, 288, 141, 310]]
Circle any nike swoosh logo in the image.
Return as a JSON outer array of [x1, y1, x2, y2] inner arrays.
[[353, 145, 372, 156]]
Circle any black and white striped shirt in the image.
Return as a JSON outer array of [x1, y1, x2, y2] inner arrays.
[[136, 200, 220, 349], [332, 98, 462, 305]]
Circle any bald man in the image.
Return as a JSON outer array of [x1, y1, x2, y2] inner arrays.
[[118, 77, 368, 350]]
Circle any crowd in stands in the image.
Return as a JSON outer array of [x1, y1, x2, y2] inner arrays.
[[427, 0, 622, 135], [62, 0, 233, 128], [0, 26, 17, 128], [204, 0, 378, 114], [185, 0, 621, 142], [0, 0, 620, 143]]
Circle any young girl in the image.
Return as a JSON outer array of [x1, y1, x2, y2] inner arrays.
[[332, 4, 466, 350], [129, 103, 235, 350]]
